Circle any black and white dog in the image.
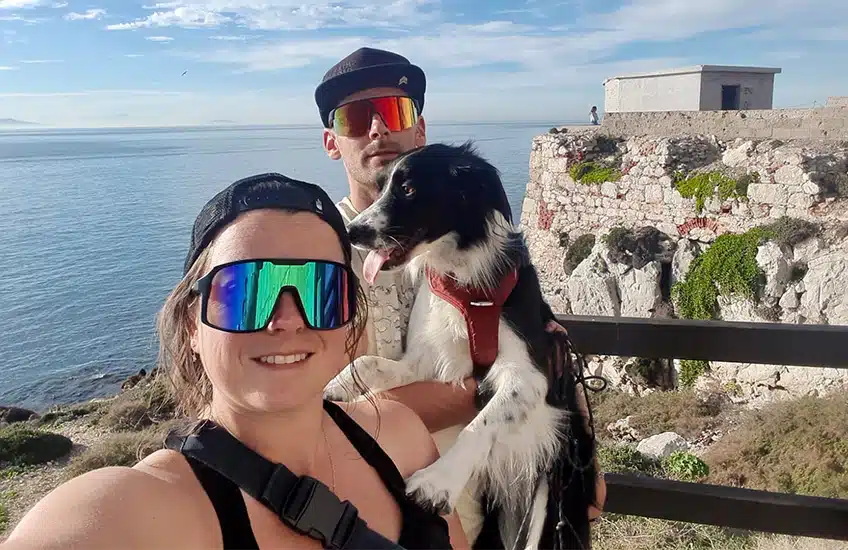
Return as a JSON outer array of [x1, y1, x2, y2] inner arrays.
[[324, 142, 598, 550]]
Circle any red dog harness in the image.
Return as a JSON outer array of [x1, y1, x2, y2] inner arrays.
[[426, 268, 519, 371]]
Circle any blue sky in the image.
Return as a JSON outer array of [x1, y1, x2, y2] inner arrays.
[[0, 0, 846, 127]]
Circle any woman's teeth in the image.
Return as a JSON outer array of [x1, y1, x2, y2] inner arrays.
[[258, 353, 309, 365]]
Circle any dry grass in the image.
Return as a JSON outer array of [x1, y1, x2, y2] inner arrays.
[[589, 387, 848, 550], [62, 420, 179, 481], [590, 387, 730, 441], [592, 515, 848, 550], [703, 389, 848, 498]]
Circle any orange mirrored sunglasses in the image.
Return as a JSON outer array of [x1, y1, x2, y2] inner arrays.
[[329, 96, 419, 137]]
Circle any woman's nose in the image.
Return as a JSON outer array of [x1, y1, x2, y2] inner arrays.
[[266, 291, 306, 332]]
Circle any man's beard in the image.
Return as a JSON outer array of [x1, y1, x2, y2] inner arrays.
[[356, 140, 405, 190]]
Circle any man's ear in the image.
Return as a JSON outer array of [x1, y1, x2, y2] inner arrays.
[[323, 129, 342, 161], [414, 115, 426, 148]]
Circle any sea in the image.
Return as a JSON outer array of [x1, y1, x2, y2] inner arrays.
[[0, 121, 568, 412]]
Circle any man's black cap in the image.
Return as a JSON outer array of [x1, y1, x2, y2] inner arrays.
[[315, 47, 426, 128], [183, 173, 351, 274]]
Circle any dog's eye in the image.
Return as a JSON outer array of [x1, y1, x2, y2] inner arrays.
[[400, 182, 415, 198]]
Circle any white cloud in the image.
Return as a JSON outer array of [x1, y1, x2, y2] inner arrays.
[[106, 6, 229, 30], [209, 34, 254, 41], [106, 0, 439, 31], [64, 8, 106, 20], [124, 53, 144, 58], [145, 35, 174, 42], [51, 1, 67, 7], [0, 89, 190, 97], [0, 65, 19, 70], [0, 0, 42, 8], [20, 58, 62, 63]]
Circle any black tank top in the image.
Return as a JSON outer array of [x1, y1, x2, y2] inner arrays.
[[181, 400, 452, 549]]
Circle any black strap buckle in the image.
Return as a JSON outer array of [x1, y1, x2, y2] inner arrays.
[[275, 474, 358, 549]]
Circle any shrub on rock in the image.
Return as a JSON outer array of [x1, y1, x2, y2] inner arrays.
[[0, 424, 73, 465]]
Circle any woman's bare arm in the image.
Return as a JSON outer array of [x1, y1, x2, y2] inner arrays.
[[1, 465, 205, 550], [377, 376, 479, 433]]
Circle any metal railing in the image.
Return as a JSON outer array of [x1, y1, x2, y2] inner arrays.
[[556, 314, 848, 541]]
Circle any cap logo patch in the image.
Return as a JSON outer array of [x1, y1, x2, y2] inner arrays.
[[315, 198, 323, 212], [398, 76, 408, 85]]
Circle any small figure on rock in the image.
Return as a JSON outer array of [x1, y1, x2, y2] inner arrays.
[[590, 105, 599, 125]]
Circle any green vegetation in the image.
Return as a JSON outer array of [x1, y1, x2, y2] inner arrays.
[[563, 233, 595, 274], [0, 499, 8, 534], [758, 217, 821, 249], [673, 170, 755, 213], [672, 228, 768, 320], [671, 217, 822, 320], [570, 161, 622, 185], [679, 360, 710, 388], [663, 451, 710, 482], [598, 443, 660, 476], [0, 424, 72, 466]]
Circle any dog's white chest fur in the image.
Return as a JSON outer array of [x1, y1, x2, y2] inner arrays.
[[405, 282, 477, 383]]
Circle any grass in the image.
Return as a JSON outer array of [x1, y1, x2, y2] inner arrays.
[[63, 422, 178, 481], [0, 499, 7, 534], [591, 388, 727, 442], [703, 390, 848, 498], [570, 161, 622, 185], [590, 387, 848, 549]]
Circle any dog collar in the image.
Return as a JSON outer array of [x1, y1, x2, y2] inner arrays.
[[426, 267, 519, 374]]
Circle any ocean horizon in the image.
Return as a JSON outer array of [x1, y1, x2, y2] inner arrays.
[[0, 120, 577, 412]]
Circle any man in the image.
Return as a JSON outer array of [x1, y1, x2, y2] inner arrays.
[[314, 46, 479, 433], [314, 47, 604, 541]]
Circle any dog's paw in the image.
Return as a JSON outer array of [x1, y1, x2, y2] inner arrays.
[[405, 464, 458, 516]]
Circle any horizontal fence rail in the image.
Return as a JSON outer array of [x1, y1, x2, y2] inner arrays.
[[604, 473, 848, 540], [556, 314, 848, 368], [553, 314, 848, 540]]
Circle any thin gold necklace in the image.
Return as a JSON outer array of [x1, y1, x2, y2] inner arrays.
[[322, 417, 337, 493]]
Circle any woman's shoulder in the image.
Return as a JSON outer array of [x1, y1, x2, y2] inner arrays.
[[337, 398, 440, 478], [3, 449, 218, 550]]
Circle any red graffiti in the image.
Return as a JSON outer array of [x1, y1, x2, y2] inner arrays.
[[677, 217, 723, 236], [537, 199, 555, 231]]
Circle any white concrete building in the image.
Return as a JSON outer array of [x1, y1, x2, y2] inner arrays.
[[603, 65, 782, 113]]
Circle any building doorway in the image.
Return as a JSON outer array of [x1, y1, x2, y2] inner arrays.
[[721, 85, 741, 110]]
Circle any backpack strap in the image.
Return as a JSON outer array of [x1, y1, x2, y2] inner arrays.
[[165, 420, 403, 550]]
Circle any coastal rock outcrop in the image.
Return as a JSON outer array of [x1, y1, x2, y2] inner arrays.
[[523, 130, 848, 403]]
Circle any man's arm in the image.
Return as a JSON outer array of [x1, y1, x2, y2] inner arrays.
[[377, 376, 479, 433]]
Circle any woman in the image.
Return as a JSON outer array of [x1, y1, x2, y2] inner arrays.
[[2, 173, 468, 550]]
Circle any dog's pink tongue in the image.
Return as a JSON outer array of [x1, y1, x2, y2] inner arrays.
[[362, 249, 391, 285]]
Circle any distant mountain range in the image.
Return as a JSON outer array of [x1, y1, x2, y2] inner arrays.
[[0, 118, 40, 127]]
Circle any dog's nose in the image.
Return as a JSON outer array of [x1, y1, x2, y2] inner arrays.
[[348, 223, 377, 246]]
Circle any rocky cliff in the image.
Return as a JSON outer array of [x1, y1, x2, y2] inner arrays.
[[521, 129, 848, 403]]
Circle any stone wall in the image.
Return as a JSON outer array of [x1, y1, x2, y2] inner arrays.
[[521, 129, 848, 403], [597, 106, 848, 141], [827, 96, 848, 108]]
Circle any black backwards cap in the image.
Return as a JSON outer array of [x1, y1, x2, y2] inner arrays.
[[314, 47, 426, 129], [183, 173, 351, 275]]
